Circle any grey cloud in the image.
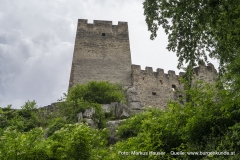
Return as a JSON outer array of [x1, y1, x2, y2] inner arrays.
[[0, 26, 72, 108]]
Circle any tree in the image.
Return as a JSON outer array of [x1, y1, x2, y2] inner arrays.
[[0, 124, 109, 160], [0, 128, 48, 160], [143, 0, 240, 73], [18, 100, 42, 131], [58, 81, 126, 127], [46, 123, 108, 160], [66, 81, 126, 104]]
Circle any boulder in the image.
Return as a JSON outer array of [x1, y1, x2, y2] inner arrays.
[[85, 118, 96, 129], [106, 120, 124, 144], [101, 104, 114, 113], [126, 87, 140, 102], [129, 102, 143, 110], [83, 107, 95, 118]]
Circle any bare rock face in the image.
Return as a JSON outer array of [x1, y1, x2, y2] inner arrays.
[[78, 108, 97, 128], [126, 87, 140, 102], [101, 104, 114, 113], [129, 102, 143, 110], [126, 87, 143, 110], [83, 108, 95, 118], [85, 118, 96, 129], [110, 102, 131, 118], [120, 109, 130, 118], [101, 102, 132, 118], [76, 102, 132, 127], [106, 120, 124, 144]]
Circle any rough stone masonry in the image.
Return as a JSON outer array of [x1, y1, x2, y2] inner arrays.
[[69, 19, 218, 109]]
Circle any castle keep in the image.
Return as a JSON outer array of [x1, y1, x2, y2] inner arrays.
[[69, 19, 132, 88], [69, 19, 218, 109]]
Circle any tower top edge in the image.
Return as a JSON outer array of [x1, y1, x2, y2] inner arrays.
[[78, 19, 128, 25]]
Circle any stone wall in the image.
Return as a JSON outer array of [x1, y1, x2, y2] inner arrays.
[[131, 65, 182, 109], [192, 63, 217, 83], [69, 19, 132, 88], [131, 63, 217, 108]]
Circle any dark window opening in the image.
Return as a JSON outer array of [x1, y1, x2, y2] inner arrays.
[[142, 77, 144, 80], [102, 33, 106, 36], [152, 92, 156, 95], [172, 84, 176, 91], [159, 80, 163, 84]]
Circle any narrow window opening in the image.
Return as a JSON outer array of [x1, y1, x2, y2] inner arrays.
[[172, 84, 176, 91], [159, 80, 163, 84], [152, 92, 156, 95], [102, 33, 106, 36], [142, 77, 144, 80]]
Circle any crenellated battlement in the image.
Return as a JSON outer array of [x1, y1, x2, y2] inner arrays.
[[77, 19, 128, 35], [131, 63, 217, 109], [132, 63, 217, 79], [132, 65, 179, 81]]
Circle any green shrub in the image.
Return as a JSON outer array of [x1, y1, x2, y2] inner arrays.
[[58, 81, 126, 128], [66, 81, 126, 104]]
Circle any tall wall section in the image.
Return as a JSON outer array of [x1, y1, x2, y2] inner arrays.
[[69, 19, 132, 88], [132, 63, 218, 109]]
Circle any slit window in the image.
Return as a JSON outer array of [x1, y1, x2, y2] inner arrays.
[[152, 92, 156, 95], [159, 80, 163, 84], [142, 77, 144, 80], [102, 33, 106, 36], [172, 84, 176, 91]]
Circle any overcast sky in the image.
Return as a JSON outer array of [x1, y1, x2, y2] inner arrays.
[[0, 0, 219, 109]]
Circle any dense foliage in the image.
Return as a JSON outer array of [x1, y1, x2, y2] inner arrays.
[[143, 0, 240, 72], [0, 81, 125, 159], [0, 124, 108, 160], [64, 81, 126, 104], [0, 101, 44, 132]]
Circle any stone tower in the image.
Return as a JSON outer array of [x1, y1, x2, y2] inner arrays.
[[69, 19, 132, 89]]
